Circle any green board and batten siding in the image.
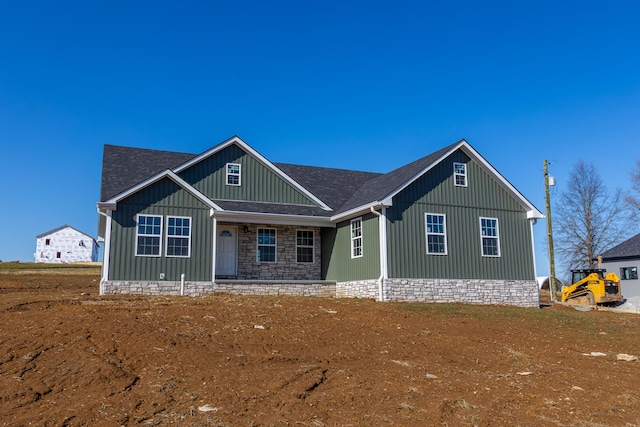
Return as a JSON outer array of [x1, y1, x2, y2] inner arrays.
[[386, 151, 535, 280], [178, 144, 316, 205], [322, 213, 380, 281], [108, 178, 213, 282]]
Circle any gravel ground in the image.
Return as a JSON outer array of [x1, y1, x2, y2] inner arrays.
[[614, 295, 640, 312]]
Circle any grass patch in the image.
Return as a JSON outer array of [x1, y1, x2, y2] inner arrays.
[[394, 300, 639, 336], [0, 262, 101, 275]]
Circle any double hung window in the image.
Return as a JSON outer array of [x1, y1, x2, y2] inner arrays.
[[480, 217, 500, 257], [226, 163, 241, 186], [425, 213, 447, 255], [257, 228, 276, 262], [350, 217, 363, 258], [296, 230, 314, 263], [166, 216, 191, 257], [454, 162, 467, 187], [136, 215, 163, 256]]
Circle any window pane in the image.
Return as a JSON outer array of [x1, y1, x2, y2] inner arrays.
[[297, 247, 313, 263], [428, 235, 445, 254], [482, 237, 498, 256], [258, 246, 276, 262], [352, 237, 362, 257], [167, 237, 189, 256], [137, 236, 160, 255]]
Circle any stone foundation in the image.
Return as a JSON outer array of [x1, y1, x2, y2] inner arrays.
[[101, 277, 538, 307], [336, 278, 539, 307], [101, 280, 335, 298]]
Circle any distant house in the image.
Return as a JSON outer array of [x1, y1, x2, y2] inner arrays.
[[97, 136, 543, 307], [35, 225, 99, 264], [600, 233, 640, 298]]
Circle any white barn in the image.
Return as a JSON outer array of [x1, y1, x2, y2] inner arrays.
[[34, 225, 99, 263]]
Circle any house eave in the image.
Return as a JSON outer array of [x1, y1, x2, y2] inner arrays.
[[331, 201, 391, 222], [97, 202, 117, 211]]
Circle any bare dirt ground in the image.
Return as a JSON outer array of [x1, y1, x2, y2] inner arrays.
[[1, 265, 640, 426]]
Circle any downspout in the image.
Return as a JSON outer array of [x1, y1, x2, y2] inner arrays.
[[210, 209, 217, 282], [96, 208, 112, 295], [529, 218, 538, 278], [370, 206, 388, 302], [529, 217, 540, 307]]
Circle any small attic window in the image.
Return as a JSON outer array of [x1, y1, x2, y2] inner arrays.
[[226, 163, 241, 186], [45, 239, 51, 246], [454, 162, 467, 187]]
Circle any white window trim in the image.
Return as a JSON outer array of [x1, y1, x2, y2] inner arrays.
[[165, 215, 192, 258], [257, 227, 277, 263], [454, 162, 467, 187], [226, 162, 241, 186], [135, 214, 163, 257], [350, 217, 363, 259], [296, 229, 315, 264], [425, 213, 447, 255], [479, 217, 501, 257]]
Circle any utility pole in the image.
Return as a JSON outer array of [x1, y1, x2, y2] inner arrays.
[[544, 160, 557, 300]]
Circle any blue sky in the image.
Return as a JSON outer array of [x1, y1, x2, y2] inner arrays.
[[1, 1, 639, 276]]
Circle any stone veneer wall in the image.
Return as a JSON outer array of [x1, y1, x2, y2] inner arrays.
[[101, 280, 335, 297], [234, 223, 321, 280], [102, 277, 538, 308], [335, 279, 380, 299], [337, 278, 539, 308]]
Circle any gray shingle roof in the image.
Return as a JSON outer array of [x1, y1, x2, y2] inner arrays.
[[100, 145, 196, 201], [274, 163, 381, 213], [100, 140, 462, 217], [601, 233, 640, 259], [335, 142, 460, 214]]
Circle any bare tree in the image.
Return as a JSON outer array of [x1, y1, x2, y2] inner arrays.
[[554, 160, 634, 275], [626, 159, 640, 212]]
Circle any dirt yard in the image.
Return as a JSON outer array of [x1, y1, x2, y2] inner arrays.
[[1, 265, 640, 426]]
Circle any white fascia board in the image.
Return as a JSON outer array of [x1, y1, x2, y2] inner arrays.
[[330, 201, 391, 223], [527, 210, 545, 220], [104, 169, 223, 211], [212, 210, 333, 228], [381, 140, 466, 205], [173, 136, 333, 211], [459, 142, 544, 218]]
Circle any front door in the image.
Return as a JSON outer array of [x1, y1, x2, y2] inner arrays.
[[216, 226, 237, 277]]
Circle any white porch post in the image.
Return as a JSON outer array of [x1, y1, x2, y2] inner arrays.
[[211, 211, 217, 282]]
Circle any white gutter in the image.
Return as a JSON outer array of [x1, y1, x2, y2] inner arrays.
[[96, 207, 112, 293], [370, 206, 388, 302], [529, 217, 538, 279]]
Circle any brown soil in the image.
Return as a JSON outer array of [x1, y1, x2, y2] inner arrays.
[[1, 269, 640, 426]]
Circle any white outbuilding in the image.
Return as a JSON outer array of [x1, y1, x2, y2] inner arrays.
[[34, 225, 99, 263]]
